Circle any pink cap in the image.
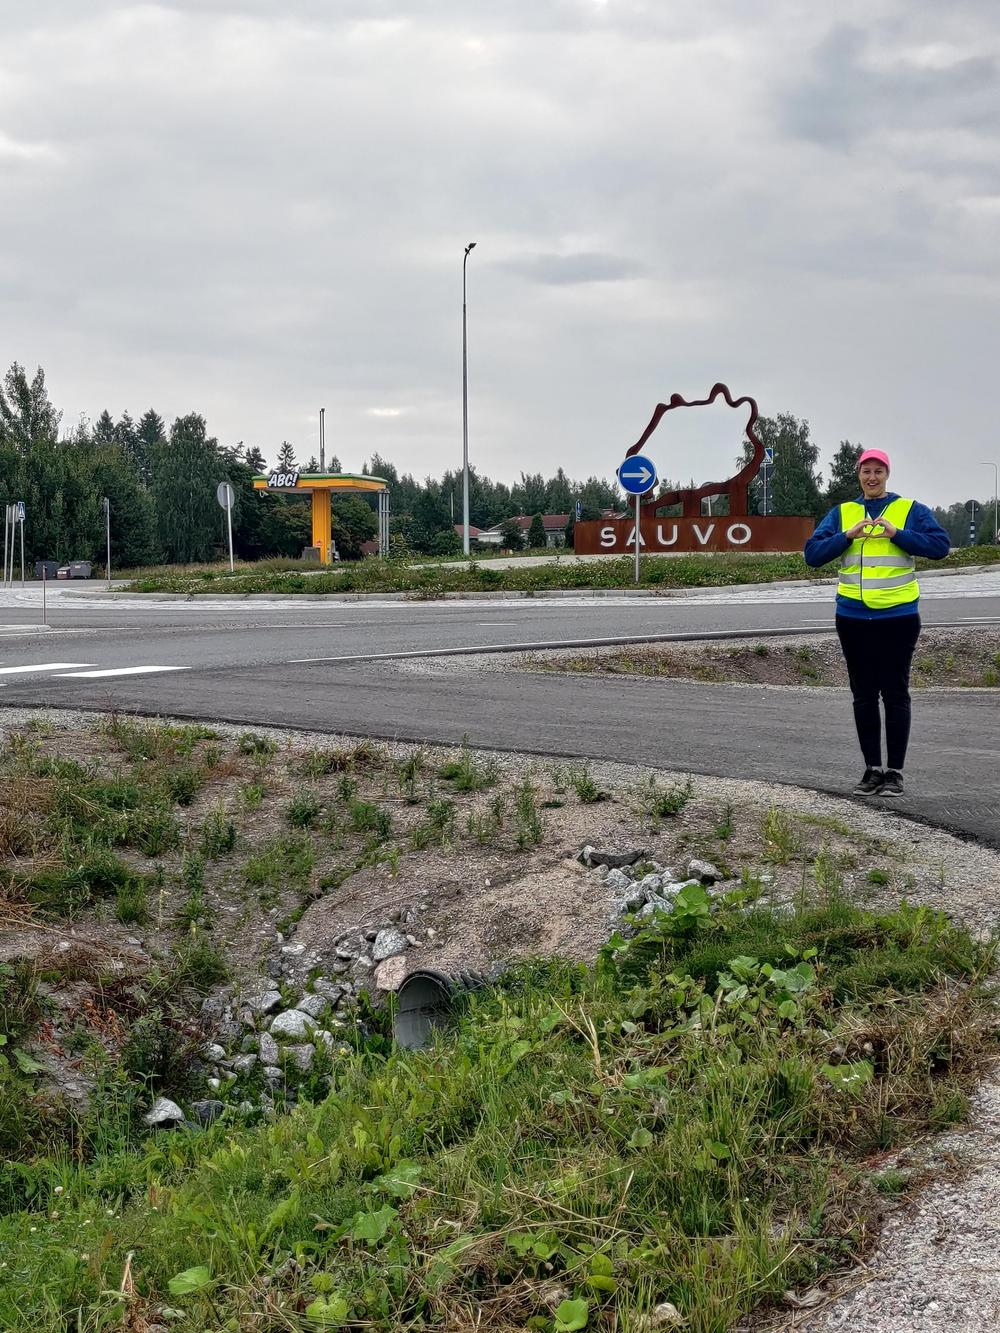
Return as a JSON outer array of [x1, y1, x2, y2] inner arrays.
[[857, 449, 890, 472]]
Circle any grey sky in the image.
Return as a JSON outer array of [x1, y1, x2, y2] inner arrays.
[[2, 0, 998, 504]]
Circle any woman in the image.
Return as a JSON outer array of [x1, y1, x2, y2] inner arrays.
[[804, 449, 949, 797]]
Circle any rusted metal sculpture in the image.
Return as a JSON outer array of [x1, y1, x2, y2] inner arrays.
[[573, 383, 815, 556], [624, 382, 761, 518]]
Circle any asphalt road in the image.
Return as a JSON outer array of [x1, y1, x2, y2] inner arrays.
[[1, 575, 998, 846]]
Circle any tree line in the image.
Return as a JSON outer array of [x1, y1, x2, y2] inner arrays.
[[1, 363, 991, 569]]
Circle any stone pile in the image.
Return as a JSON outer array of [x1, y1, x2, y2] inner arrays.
[[577, 845, 726, 925]]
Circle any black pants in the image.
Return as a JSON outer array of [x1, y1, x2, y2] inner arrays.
[[835, 614, 921, 771]]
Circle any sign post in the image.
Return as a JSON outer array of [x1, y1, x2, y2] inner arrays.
[[102, 497, 111, 589], [2, 504, 9, 589], [617, 453, 658, 584], [216, 481, 236, 572], [16, 501, 25, 587], [966, 498, 977, 546], [762, 446, 774, 516]]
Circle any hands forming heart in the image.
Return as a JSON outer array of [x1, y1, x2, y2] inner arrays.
[[846, 518, 898, 541]]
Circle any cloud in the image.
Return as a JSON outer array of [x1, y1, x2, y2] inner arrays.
[[502, 252, 647, 285], [0, 1, 999, 501]]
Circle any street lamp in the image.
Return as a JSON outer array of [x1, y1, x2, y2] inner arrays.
[[462, 241, 476, 556], [979, 461, 999, 544]]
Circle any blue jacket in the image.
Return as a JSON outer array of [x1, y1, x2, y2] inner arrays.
[[804, 492, 950, 619]]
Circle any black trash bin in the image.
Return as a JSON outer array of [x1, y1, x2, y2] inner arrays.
[[34, 560, 60, 580]]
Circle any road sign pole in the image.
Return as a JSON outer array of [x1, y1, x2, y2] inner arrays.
[[226, 503, 235, 573], [42, 564, 47, 626], [19, 513, 24, 587], [634, 494, 641, 584], [2, 506, 8, 589], [103, 497, 111, 589]]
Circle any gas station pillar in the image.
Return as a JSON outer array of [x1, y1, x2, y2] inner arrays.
[[311, 488, 332, 561]]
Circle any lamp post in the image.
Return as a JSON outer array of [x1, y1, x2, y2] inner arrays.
[[979, 461, 999, 544], [462, 241, 476, 556]]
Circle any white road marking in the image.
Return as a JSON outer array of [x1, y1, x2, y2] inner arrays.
[[53, 665, 189, 678], [0, 662, 95, 674]]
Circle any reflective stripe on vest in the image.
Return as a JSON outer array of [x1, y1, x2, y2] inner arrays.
[[837, 498, 919, 609]]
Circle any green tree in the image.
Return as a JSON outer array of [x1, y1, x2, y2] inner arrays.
[[527, 513, 546, 547], [242, 444, 266, 472], [151, 415, 226, 562], [276, 440, 297, 472], [331, 494, 378, 558], [0, 363, 60, 453], [546, 467, 573, 513], [499, 517, 523, 550], [823, 441, 863, 509], [741, 414, 823, 518], [135, 409, 165, 488]]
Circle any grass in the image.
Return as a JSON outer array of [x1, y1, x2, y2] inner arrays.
[[121, 544, 1000, 598], [0, 888, 993, 1332]]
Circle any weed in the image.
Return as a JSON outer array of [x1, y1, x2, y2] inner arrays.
[[570, 765, 608, 804], [867, 868, 891, 886], [639, 775, 693, 822], [240, 781, 266, 809], [983, 668, 999, 687], [348, 799, 393, 840], [438, 743, 497, 792], [200, 805, 237, 858], [754, 642, 769, 657], [514, 778, 543, 849], [337, 773, 358, 803], [872, 1169, 910, 1195], [172, 930, 229, 992], [286, 791, 323, 829], [164, 765, 202, 807], [426, 798, 456, 843], [244, 835, 317, 890], [133, 804, 182, 857], [396, 750, 428, 803], [715, 801, 734, 840], [175, 854, 208, 928], [762, 806, 801, 863], [236, 732, 277, 758], [116, 878, 148, 925]]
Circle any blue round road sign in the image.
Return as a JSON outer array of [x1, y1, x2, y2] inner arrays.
[[617, 453, 657, 495]]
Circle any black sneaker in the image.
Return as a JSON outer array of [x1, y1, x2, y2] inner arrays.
[[879, 770, 904, 797], [854, 767, 884, 795]]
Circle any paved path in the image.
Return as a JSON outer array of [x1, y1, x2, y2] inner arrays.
[[1, 577, 998, 847]]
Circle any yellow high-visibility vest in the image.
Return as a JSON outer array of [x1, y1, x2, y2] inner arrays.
[[838, 498, 918, 610]]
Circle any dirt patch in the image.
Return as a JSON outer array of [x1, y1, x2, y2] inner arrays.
[[518, 627, 1000, 689]]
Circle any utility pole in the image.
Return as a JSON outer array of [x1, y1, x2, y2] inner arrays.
[[462, 241, 477, 556], [319, 407, 326, 473], [979, 462, 999, 544]]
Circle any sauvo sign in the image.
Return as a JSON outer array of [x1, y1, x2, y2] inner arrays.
[[266, 470, 300, 489], [574, 515, 815, 556]]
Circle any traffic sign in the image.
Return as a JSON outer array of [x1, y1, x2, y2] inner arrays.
[[617, 454, 657, 495], [216, 481, 236, 510], [575, 499, 582, 520], [14, 501, 25, 522], [763, 447, 774, 466]]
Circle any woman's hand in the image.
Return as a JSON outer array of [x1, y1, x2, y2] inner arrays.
[[845, 518, 898, 540]]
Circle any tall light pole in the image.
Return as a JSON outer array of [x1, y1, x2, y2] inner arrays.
[[979, 461, 999, 544], [462, 241, 477, 556]]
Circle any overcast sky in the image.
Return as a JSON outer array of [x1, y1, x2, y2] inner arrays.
[[2, 0, 999, 503]]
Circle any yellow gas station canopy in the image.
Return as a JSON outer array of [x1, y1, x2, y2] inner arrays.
[[252, 471, 388, 493], [252, 470, 390, 560]]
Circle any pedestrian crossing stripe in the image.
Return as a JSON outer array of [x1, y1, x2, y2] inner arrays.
[[0, 662, 95, 674], [53, 666, 189, 678]]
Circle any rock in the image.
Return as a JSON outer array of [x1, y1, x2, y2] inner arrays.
[[262, 1064, 284, 1088], [244, 987, 282, 1015], [200, 995, 228, 1021], [649, 1301, 684, 1327], [374, 954, 408, 993], [215, 1016, 242, 1044], [363, 927, 379, 942], [236, 1006, 256, 1029], [687, 858, 722, 884], [239, 1034, 257, 1053], [335, 943, 357, 961], [207, 1077, 222, 1092], [143, 1097, 185, 1129], [232, 1054, 258, 1075], [297, 993, 327, 1019], [312, 979, 344, 1004], [258, 1032, 280, 1065], [202, 1042, 226, 1063], [372, 928, 408, 961], [637, 873, 663, 894], [281, 942, 305, 957], [605, 868, 634, 894], [190, 1099, 225, 1127], [265, 958, 283, 979], [281, 1043, 315, 1071], [352, 955, 373, 972], [578, 846, 645, 869], [269, 1009, 315, 1039]]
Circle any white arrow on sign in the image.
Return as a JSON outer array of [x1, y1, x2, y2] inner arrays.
[[620, 463, 653, 485]]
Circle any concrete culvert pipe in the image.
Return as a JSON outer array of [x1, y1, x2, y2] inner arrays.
[[393, 969, 492, 1049]]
